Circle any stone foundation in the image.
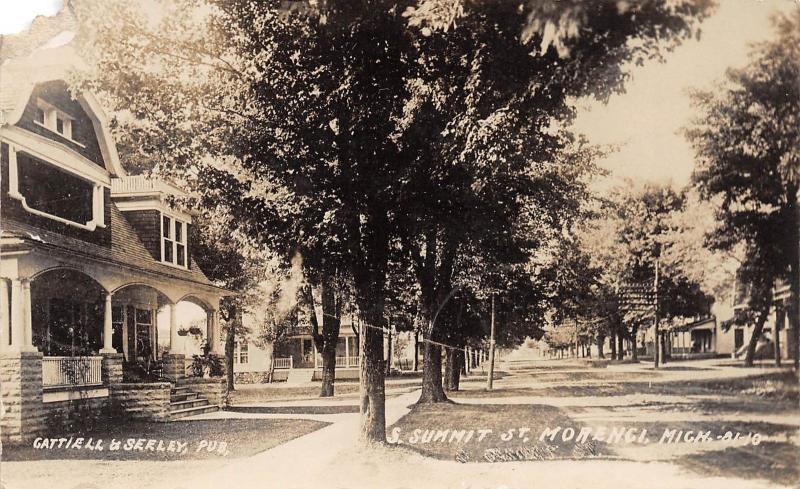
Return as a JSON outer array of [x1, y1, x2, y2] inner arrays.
[[162, 354, 186, 382], [180, 378, 226, 408], [101, 353, 124, 385], [109, 383, 171, 421], [233, 371, 270, 384], [41, 395, 109, 432], [1, 351, 46, 443]]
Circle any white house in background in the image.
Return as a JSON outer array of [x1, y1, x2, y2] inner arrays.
[[231, 309, 422, 383]]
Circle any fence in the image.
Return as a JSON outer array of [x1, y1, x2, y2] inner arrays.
[[42, 356, 103, 389]]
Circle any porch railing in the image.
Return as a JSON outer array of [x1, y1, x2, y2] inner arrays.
[[42, 356, 103, 389], [326, 356, 362, 368], [272, 357, 293, 369]]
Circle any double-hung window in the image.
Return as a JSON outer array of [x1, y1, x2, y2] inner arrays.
[[161, 214, 187, 268], [234, 341, 249, 364]]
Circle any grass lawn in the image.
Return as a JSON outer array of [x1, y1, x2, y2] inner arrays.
[[2, 417, 331, 489], [228, 377, 424, 404], [674, 441, 800, 487], [387, 402, 612, 463], [4, 418, 328, 461], [229, 384, 362, 403], [450, 371, 800, 407]]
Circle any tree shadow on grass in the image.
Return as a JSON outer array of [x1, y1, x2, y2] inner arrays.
[[455, 371, 799, 404], [674, 441, 799, 486], [226, 405, 358, 415], [387, 401, 616, 463]]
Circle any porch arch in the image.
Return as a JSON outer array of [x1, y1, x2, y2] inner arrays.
[[173, 294, 221, 356], [30, 268, 109, 356], [111, 283, 172, 362], [30, 265, 110, 293]]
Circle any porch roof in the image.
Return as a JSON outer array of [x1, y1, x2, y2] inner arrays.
[[668, 316, 716, 333], [1, 202, 231, 295]]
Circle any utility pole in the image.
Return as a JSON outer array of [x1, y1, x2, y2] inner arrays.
[[487, 294, 496, 390], [654, 257, 660, 369]]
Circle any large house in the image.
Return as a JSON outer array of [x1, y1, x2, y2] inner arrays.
[[0, 22, 230, 442]]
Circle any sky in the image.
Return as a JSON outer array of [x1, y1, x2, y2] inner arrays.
[[0, 0, 63, 35], [573, 0, 798, 190], [1, 0, 796, 191]]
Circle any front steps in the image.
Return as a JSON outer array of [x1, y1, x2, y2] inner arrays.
[[169, 385, 218, 420], [286, 368, 315, 384]]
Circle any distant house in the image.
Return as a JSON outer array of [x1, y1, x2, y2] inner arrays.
[[0, 23, 231, 442], [715, 277, 794, 360], [232, 309, 422, 383]]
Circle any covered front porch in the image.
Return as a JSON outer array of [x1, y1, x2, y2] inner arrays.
[[0, 235, 229, 441], [668, 317, 717, 358], [275, 334, 360, 371], [3, 266, 224, 389]]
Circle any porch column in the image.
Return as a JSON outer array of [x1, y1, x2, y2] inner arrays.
[[0, 279, 8, 351], [100, 292, 116, 353], [10, 279, 34, 352], [345, 335, 350, 362], [121, 306, 129, 361], [208, 310, 221, 355], [169, 303, 180, 353]]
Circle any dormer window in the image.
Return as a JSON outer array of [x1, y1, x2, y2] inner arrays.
[[162, 214, 188, 268], [33, 98, 79, 145]]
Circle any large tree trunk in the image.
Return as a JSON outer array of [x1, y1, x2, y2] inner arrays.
[[385, 326, 393, 375], [224, 308, 236, 392], [419, 337, 448, 402], [320, 342, 337, 397], [789, 185, 800, 372], [597, 334, 605, 358], [745, 305, 770, 367], [308, 282, 341, 398], [617, 330, 625, 360], [775, 306, 783, 367], [443, 348, 463, 391], [609, 332, 616, 360], [413, 331, 419, 371], [631, 324, 639, 361], [358, 304, 386, 443]]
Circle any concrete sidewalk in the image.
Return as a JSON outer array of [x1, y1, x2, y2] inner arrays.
[[167, 390, 421, 489]]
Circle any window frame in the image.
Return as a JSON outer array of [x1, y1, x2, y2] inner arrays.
[[33, 98, 84, 147], [160, 213, 188, 269], [7, 146, 105, 231], [234, 340, 249, 365]]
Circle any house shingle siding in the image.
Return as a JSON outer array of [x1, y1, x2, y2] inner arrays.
[[2, 202, 215, 287], [0, 142, 112, 247], [121, 209, 162, 261], [15, 81, 106, 167]]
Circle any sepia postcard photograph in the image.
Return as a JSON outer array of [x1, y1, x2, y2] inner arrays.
[[0, 0, 797, 488]]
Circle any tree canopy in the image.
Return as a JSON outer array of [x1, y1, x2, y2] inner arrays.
[[686, 10, 800, 367]]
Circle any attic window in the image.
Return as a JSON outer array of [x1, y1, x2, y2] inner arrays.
[[34, 98, 79, 144]]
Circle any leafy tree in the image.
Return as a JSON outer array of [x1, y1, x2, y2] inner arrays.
[[74, 0, 713, 441], [76, 0, 414, 441], [582, 183, 714, 362], [686, 11, 800, 368], [397, 0, 712, 401], [188, 207, 269, 391]]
